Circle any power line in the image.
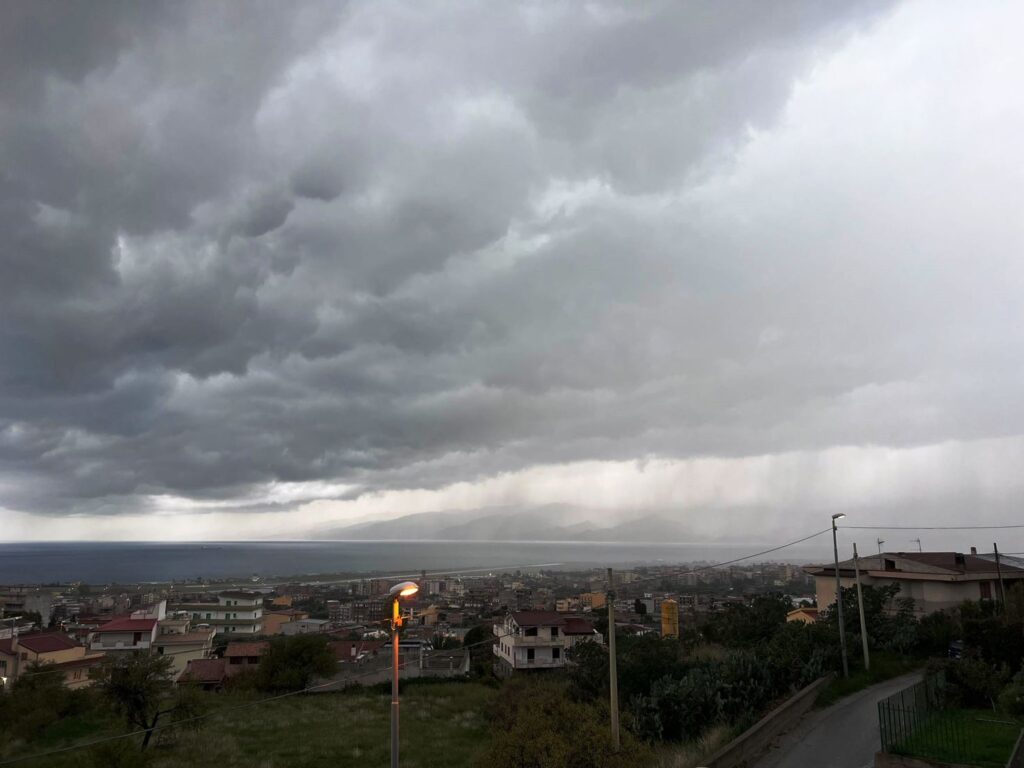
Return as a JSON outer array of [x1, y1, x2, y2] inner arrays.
[[839, 528, 1024, 532], [609, 527, 833, 591]]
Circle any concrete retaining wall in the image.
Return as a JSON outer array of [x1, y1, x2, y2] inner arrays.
[[701, 674, 833, 768], [1007, 729, 1024, 768]]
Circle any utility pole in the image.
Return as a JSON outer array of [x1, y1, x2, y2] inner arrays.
[[912, 538, 922, 553], [994, 543, 1007, 610], [831, 513, 849, 678], [853, 544, 870, 671], [606, 567, 620, 751], [877, 539, 885, 556]]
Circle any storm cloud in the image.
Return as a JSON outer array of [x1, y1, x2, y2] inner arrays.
[[2, 0, 1024, 541]]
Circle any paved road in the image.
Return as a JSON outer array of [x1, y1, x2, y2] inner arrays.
[[752, 672, 922, 768]]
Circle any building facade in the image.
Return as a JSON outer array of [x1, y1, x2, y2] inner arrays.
[[492, 611, 602, 675], [0, 632, 105, 688], [169, 591, 264, 636], [805, 551, 1024, 617]]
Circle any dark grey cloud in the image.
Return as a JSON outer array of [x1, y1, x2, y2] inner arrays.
[[5, 0, 1024, 535]]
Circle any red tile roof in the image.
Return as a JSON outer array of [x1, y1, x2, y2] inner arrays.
[[509, 611, 564, 627], [562, 617, 598, 636], [94, 617, 158, 632], [224, 641, 269, 658], [13, 633, 80, 654], [180, 658, 227, 684]]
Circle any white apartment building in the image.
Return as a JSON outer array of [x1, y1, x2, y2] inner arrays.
[[154, 617, 216, 680], [90, 617, 159, 654], [88, 600, 167, 655], [493, 611, 602, 675], [170, 591, 264, 636]]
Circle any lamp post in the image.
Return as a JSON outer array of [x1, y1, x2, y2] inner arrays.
[[389, 581, 419, 768], [831, 514, 849, 678]]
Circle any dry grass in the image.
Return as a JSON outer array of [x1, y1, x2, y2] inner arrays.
[[656, 724, 734, 768]]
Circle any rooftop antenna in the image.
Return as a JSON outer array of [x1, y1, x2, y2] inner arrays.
[[912, 538, 922, 553], [877, 538, 885, 556]]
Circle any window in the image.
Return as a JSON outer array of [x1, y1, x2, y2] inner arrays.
[[551, 627, 559, 638], [980, 582, 992, 600], [525, 627, 538, 637], [553, 647, 560, 660], [133, 632, 142, 644], [526, 648, 535, 661]]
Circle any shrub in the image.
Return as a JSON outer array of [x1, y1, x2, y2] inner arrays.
[[997, 681, 1024, 718]]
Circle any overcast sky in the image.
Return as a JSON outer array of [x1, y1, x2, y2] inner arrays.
[[2, 1, 1024, 546]]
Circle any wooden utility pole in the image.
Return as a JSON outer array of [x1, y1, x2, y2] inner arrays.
[[606, 567, 620, 750], [853, 543, 870, 671], [994, 543, 1007, 609]]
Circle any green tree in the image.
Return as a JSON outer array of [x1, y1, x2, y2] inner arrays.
[[567, 639, 609, 701], [98, 653, 184, 749], [0, 661, 92, 744], [255, 634, 336, 692], [703, 593, 791, 648], [480, 677, 652, 768], [463, 623, 495, 677], [432, 633, 461, 650]]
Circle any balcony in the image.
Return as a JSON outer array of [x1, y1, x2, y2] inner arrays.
[[516, 658, 564, 669], [492, 625, 562, 645]]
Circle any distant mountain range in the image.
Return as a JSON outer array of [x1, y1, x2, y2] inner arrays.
[[317, 505, 699, 543]]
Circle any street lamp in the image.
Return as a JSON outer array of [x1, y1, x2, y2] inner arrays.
[[831, 514, 849, 678], [389, 581, 419, 768]]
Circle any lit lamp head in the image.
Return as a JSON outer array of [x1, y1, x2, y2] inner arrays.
[[831, 513, 846, 528], [390, 581, 419, 599], [389, 581, 419, 629]]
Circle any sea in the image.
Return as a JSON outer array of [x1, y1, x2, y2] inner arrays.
[[0, 540, 828, 585]]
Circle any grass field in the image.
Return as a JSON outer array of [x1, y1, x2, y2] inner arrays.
[[894, 709, 1022, 768], [815, 652, 921, 707], [6, 681, 499, 768]]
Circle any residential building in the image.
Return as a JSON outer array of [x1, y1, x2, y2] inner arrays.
[[180, 658, 229, 691], [579, 592, 606, 610], [281, 618, 330, 636], [328, 638, 386, 665], [262, 609, 309, 635], [492, 611, 602, 675], [169, 591, 264, 636], [0, 632, 105, 688], [224, 640, 269, 672], [805, 551, 1024, 617], [786, 607, 819, 624], [90, 617, 159, 654], [326, 600, 342, 622], [153, 618, 215, 680]]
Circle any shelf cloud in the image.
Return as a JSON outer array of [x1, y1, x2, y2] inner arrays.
[[3, 1, 1024, 542]]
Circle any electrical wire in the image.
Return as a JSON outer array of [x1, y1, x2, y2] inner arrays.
[[843, 523, 1024, 530]]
